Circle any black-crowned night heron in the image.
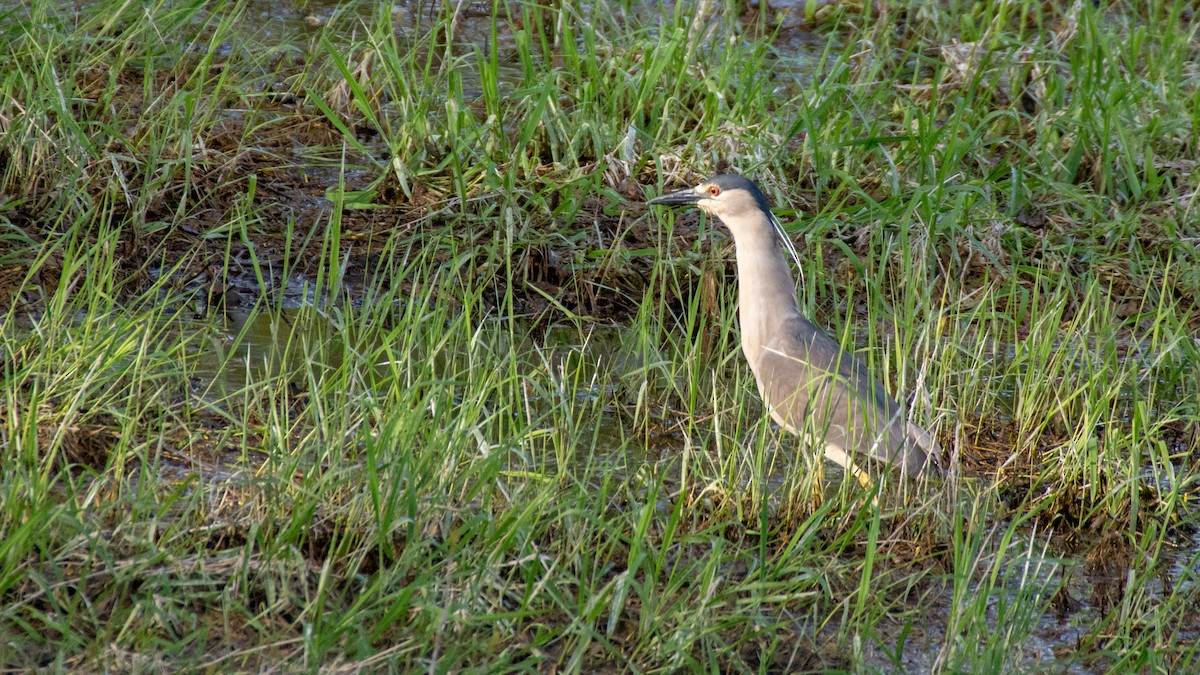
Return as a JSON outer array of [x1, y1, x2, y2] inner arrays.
[[648, 174, 939, 484]]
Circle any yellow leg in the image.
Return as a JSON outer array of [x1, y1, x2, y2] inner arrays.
[[824, 444, 878, 506], [811, 459, 824, 510], [851, 463, 871, 488], [824, 444, 872, 487]]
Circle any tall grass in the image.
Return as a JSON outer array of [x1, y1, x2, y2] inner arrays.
[[1, 0, 1198, 670]]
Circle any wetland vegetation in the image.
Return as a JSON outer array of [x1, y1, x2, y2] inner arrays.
[[1, 0, 1198, 670]]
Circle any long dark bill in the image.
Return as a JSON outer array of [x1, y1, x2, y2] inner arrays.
[[647, 187, 701, 206]]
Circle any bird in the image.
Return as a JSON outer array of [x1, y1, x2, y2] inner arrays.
[[647, 174, 940, 485]]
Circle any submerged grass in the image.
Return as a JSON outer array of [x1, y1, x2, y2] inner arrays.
[[2, 0, 1199, 670]]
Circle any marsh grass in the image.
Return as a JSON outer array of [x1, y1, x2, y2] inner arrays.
[[2, 0, 1199, 670]]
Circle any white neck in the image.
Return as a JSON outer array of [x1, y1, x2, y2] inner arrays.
[[722, 211, 802, 372]]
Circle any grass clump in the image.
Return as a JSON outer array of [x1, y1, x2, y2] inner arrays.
[[2, 0, 1199, 670]]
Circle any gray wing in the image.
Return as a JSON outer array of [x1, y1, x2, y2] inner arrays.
[[752, 314, 928, 475]]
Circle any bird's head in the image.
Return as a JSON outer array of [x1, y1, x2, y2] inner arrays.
[[646, 174, 773, 223]]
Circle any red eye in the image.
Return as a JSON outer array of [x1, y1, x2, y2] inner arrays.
[[708, 185, 720, 197]]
